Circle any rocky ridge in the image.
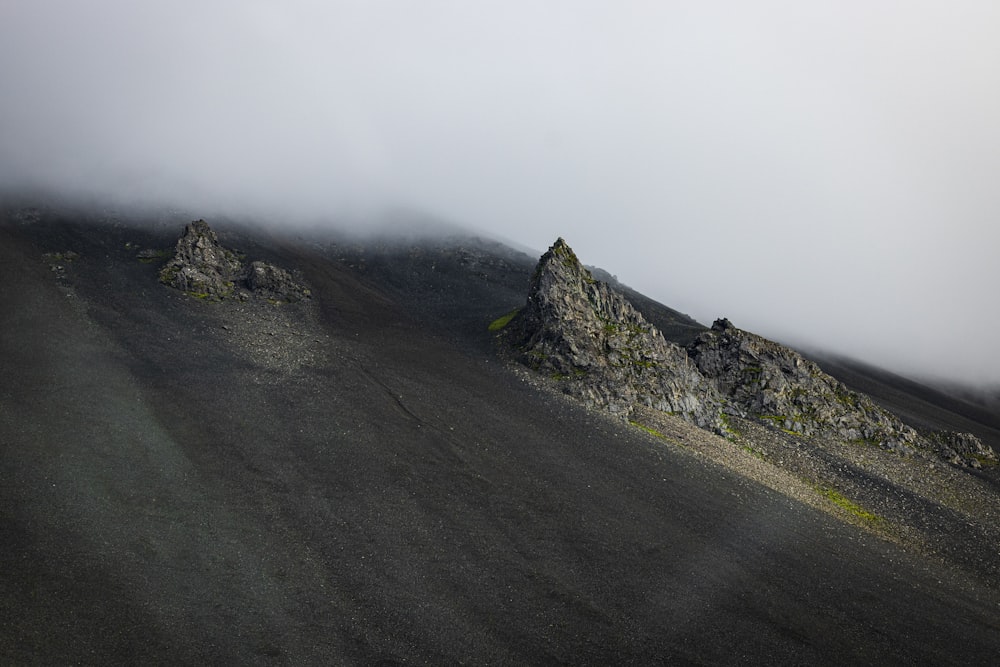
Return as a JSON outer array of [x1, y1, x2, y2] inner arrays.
[[502, 238, 996, 469], [925, 430, 998, 468], [688, 319, 996, 467], [159, 220, 309, 302], [689, 319, 922, 450], [501, 238, 724, 430]]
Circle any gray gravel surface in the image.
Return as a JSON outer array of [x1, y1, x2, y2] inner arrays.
[[3, 211, 1000, 665]]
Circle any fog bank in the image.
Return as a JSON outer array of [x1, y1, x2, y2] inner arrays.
[[3, 1, 999, 383]]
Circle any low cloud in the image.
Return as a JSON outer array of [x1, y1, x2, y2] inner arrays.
[[3, 1, 999, 384]]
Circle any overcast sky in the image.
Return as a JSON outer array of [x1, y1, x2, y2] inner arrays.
[[2, 1, 999, 383]]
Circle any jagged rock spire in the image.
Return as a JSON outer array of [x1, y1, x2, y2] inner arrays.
[[504, 238, 724, 429]]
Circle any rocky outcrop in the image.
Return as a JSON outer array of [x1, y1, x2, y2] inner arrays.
[[925, 431, 997, 469], [245, 260, 311, 302], [689, 318, 922, 453], [159, 220, 309, 302], [500, 239, 995, 468], [689, 318, 997, 466], [502, 238, 723, 429], [159, 220, 243, 298]]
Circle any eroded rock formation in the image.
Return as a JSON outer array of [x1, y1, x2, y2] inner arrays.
[[501, 238, 996, 468], [689, 318, 923, 454], [502, 238, 724, 430], [245, 260, 311, 302], [159, 220, 243, 298], [926, 430, 997, 469], [159, 220, 309, 302]]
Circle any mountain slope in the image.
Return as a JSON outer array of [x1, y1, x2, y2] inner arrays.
[[495, 237, 1000, 584], [2, 206, 1000, 664]]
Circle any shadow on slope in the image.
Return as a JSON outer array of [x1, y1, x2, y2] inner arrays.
[[2, 209, 1000, 664]]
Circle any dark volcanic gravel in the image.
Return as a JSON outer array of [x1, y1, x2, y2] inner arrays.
[[2, 211, 1000, 665]]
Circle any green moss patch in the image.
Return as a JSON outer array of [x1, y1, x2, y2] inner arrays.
[[488, 308, 520, 332], [629, 421, 667, 439], [627, 420, 686, 448], [816, 486, 881, 524]]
